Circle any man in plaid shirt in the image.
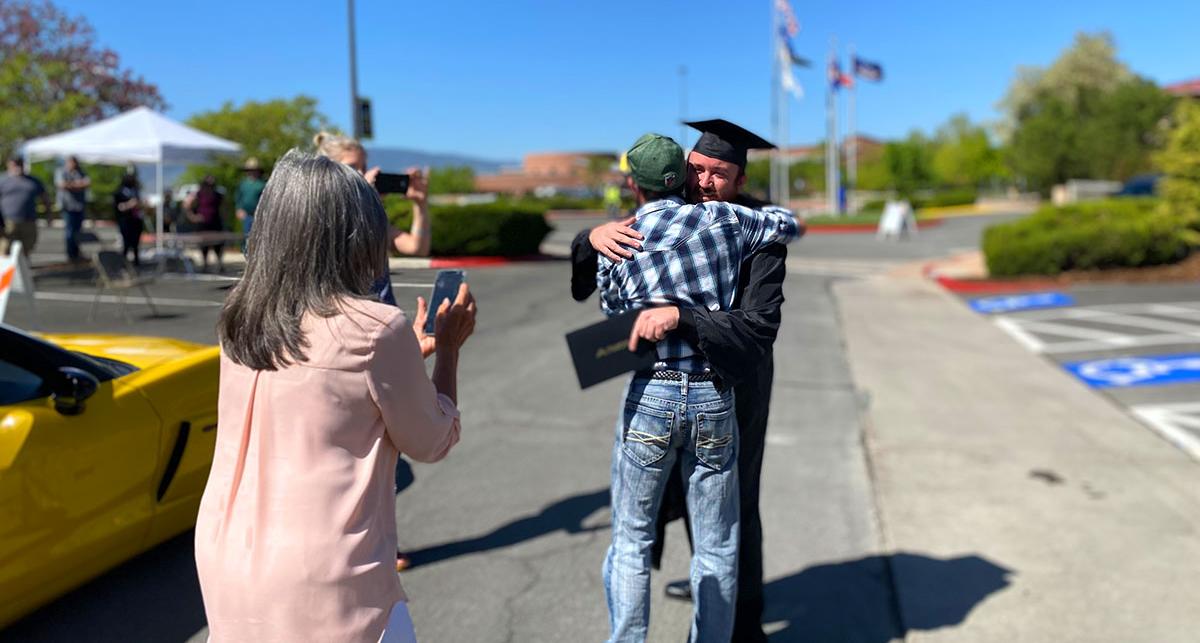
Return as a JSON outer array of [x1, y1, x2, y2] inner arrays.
[[598, 133, 800, 643]]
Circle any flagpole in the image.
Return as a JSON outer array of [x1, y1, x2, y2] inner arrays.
[[848, 43, 857, 213], [770, 1, 780, 204], [825, 38, 838, 216]]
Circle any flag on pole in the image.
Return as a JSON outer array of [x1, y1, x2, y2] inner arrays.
[[853, 57, 884, 82], [828, 58, 853, 90], [778, 27, 811, 67], [775, 0, 800, 37], [779, 42, 803, 99]]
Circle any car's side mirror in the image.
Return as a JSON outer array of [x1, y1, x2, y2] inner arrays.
[[53, 367, 100, 416]]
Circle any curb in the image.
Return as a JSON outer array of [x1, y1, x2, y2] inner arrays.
[[806, 218, 944, 235], [922, 262, 1063, 294]]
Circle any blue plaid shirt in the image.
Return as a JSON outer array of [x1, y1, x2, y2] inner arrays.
[[597, 195, 800, 373]]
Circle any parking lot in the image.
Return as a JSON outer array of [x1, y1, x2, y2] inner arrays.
[[966, 283, 1200, 461]]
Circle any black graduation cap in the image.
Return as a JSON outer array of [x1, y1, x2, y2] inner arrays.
[[685, 119, 776, 168]]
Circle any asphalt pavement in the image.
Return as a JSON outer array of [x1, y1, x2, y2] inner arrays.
[[7, 211, 1199, 642]]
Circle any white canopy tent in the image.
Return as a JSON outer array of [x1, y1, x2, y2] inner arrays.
[[21, 106, 242, 258]]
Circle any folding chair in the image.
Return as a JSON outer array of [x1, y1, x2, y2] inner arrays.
[[90, 250, 159, 322]]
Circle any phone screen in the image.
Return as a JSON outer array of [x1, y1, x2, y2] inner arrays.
[[375, 173, 411, 194], [424, 269, 466, 335]]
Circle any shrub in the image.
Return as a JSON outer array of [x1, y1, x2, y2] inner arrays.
[[912, 189, 977, 209], [383, 197, 553, 257], [982, 198, 1199, 276]]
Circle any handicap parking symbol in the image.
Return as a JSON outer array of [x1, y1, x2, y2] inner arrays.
[[969, 292, 1074, 314], [1065, 353, 1200, 388]]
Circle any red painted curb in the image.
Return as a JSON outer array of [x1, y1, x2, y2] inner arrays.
[[428, 255, 554, 268], [805, 218, 944, 234], [922, 262, 1063, 294]]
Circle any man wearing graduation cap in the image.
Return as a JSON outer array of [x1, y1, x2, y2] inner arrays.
[[571, 119, 798, 643]]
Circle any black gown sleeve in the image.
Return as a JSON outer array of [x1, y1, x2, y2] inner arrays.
[[570, 227, 599, 301], [675, 243, 788, 387]]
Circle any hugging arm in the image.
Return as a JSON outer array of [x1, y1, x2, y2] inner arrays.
[[674, 244, 787, 387]]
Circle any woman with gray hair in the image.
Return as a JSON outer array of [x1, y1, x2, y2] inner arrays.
[[194, 150, 476, 642]]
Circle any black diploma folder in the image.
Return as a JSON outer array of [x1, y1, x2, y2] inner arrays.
[[565, 311, 657, 389]]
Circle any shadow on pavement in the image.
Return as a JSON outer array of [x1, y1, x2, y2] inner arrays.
[[765, 552, 1012, 643], [1, 531, 206, 643], [408, 488, 610, 568]]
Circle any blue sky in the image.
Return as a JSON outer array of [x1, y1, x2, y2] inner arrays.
[[58, 0, 1199, 161]]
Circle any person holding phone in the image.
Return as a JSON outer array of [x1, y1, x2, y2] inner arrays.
[[195, 150, 476, 642], [314, 131, 431, 258]]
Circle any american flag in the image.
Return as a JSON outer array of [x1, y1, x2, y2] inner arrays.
[[775, 0, 799, 37]]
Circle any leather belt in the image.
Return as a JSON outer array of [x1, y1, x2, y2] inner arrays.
[[647, 370, 720, 383]]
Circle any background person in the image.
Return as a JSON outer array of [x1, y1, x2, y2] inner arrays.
[[55, 155, 90, 263], [113, 171, 144, 267], [196, 150, 476, 642], [235, 157, 266, 254], [186, 175, 226, 272], [0, 156, 50, 258]]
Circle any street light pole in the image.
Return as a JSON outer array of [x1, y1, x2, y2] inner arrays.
[[348, 0, 361, 139], [678, 65, 688, 150]]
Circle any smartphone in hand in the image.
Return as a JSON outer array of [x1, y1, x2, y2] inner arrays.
[[375, 173, 411, 195], [424, 269, 466, 335]]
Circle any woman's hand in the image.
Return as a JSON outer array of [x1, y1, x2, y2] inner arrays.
[[405, 166, 429, 204], [364, 166, 381, 187], [434, 283, 477, 353], [412, 296, 436, 359]]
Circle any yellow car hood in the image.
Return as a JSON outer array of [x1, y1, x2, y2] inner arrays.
[[41, 333, 215, 370]]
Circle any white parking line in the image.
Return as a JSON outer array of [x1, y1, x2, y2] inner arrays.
[[993, 301, 1200, 354], [1129, 403, 1200, 462], [36, 292, 223, 307]]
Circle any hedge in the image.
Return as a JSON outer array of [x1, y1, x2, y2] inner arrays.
[[982, 198, 1200, 276], [383, 197, 553, 256]]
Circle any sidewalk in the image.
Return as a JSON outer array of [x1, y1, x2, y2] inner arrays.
[[834, 271, 1200, 641]]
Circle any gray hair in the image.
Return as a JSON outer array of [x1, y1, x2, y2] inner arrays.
[[217, 149, 389, 370]]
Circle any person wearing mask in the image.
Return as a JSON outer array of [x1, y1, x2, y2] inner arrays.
[[0, 156, 50, 258], [113, 171, 145, 267], [574, 120, 797, 642], [235, 157, 266, 254], [186, 175, 226, 272], [195, 150, 477, 642], [597, 133, 800, 643], [55, 155, 90, 263]]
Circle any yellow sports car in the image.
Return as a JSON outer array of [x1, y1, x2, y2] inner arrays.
[[0, 323, 219, 628]]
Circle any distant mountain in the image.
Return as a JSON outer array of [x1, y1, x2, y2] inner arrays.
[[364, 146, 515, 174], [133, 147, 514, 191]]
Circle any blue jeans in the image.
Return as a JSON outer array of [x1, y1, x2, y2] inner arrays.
[[604, 373, 739, 643], [241, 215, 253, 254], [64, 210, 84, 260]]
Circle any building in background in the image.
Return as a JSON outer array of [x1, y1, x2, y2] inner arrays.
[[1165, 78, 1200, 98], [475, 152, 620, 196]]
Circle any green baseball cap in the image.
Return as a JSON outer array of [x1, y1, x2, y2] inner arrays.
[[625, 133, 685, 194]]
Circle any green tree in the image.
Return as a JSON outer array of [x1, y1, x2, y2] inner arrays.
[[1077, 78, 1174, 180], [997, 32, 1132, 140], [1157, 100, 1200, 216], [932, 114, 1006, 187], [183, 96, 332, 214], [883, 131, 936, 197], [1001, 33, 1173, 191], [428, 166, 476, 194], [0, 0, 165, 159]]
